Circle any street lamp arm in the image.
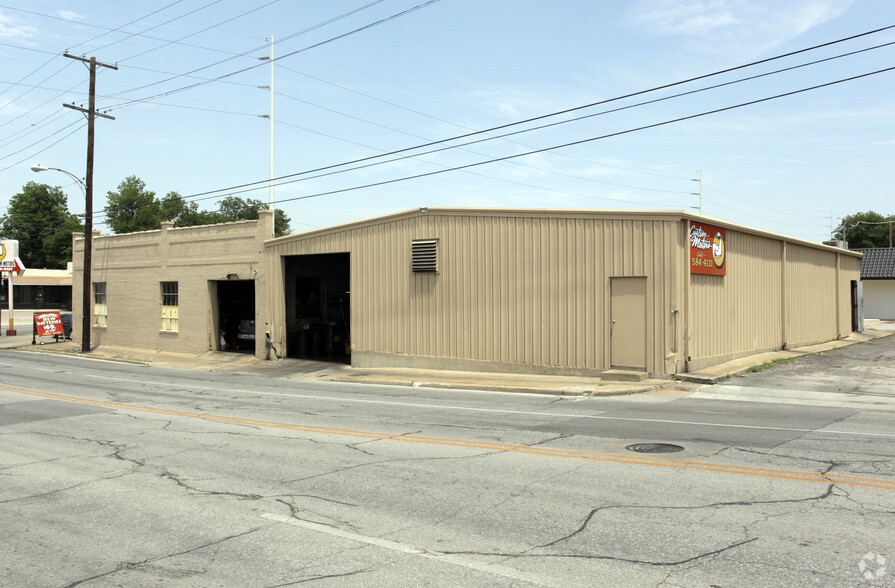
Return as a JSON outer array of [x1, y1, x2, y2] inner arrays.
[[30, 164, 87, 194]]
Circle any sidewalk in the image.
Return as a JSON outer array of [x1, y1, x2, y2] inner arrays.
[[2, 322, 891, 396]]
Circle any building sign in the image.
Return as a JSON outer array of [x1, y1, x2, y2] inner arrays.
[[34, 312, 65, 337], [0, 239, 25, 275], [689, 222, 726, 276]]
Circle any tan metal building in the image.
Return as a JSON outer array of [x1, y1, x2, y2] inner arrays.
[[265, 208, 861, 376], [71, 207, 860, 376], [72, 212, 272, 357]]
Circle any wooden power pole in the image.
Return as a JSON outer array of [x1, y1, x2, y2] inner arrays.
[[63, 53, 116, 353]]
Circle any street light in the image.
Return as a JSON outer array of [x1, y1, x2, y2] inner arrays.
[[31, 163, 92, 353], [30, 164, 87, 194]]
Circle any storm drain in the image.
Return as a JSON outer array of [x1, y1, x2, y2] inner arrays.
[[625, 443, 684, 454]]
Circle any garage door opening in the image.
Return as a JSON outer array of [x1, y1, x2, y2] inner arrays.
[[216, 280, 256, 354], [284, 253, 350, 363]]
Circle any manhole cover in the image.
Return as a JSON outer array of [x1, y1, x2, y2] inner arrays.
[[625, 443, 684, 453]]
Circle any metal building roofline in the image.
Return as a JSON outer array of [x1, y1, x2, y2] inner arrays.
[[267, 207, 862, 257]]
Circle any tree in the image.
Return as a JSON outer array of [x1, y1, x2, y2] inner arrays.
[[160, 191, 217, 228], [104, 177, 292, 237], [834, 211, 895, 249], [104, 176, 161, 234], [0, 181, 84, 269], [212, 196, 291, 237]]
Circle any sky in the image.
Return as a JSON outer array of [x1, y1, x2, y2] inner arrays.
[[1, 0, 893, 243]]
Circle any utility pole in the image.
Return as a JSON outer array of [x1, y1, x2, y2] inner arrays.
[[63, 52, 117, 353], [258, 37, 275, 237]]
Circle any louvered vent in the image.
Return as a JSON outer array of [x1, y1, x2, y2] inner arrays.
[[411, 239, 438, 273]]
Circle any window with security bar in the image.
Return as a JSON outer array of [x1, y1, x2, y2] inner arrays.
[[160, 281, 179, 331], [411, 239, 438, 273]]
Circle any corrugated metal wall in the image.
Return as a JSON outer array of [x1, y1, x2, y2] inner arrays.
[[839, 254, 861, 334], [784, 243, 838, 346], [266, 210, 684, 374], [267, 209, 860, 375], [687, 229, 784, 365], [687, 228, 861, 368]]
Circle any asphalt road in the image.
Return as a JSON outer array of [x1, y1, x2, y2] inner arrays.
[[1, 346, 894, 587], [694, 326, 895, 410]]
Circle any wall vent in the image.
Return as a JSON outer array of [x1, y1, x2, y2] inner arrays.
[[411, 239, 438, 273]]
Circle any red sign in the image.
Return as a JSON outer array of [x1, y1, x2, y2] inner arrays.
[[689, 222, 727, 276], [0, 256, 25, 276], [34, 312, 65, 337]]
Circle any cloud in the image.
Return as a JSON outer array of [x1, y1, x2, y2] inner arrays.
[[0, 11, 37, 40], [627, 0, 739, 35], [56, 11, 85, 21], [626, 0, 855, 54]]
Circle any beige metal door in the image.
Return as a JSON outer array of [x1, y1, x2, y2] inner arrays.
[[610, 277, 647, 371]]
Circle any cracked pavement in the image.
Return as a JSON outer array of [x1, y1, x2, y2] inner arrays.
[[1, 346, 894, 587]]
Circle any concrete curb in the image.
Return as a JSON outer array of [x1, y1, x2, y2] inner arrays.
[[675, 329, 893, 385], [3, 323, 892, 396]]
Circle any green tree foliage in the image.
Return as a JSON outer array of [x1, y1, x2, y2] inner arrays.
[[104, 177, 292, 237], [211, 196, 291, 237], [834, 211, 895, 249], [104, 176, 161, 233], [159, 191, 215, 227], [0, 181, 84, 269]]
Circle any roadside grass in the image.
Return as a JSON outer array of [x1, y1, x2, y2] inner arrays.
[[744, 356, 804, 374]]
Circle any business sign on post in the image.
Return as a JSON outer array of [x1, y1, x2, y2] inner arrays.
[[689, 222, 727, 276], [0, 239, 25, 276]]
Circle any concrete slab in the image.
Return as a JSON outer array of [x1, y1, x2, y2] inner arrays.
[[678, 328, 893, 384], [3, 321, 892, 397]]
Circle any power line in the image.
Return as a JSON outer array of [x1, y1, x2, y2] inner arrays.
[[702, 183, 829, 219], [0, 121, 86, 174], [100, 0, 443, 110], [158, 65, 895, 212], [114, 0, 282, 63], [168, 35, 895, 205], [67, 0, 191, 53]]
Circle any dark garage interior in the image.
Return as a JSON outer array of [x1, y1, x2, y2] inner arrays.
[[217, 279, 256, 354], [284, 253, 350, 362]]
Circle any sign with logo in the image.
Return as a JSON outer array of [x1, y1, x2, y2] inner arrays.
[[34, 312, 65, 337], [689, 222, 726, 276], [0, 239, 25, 276]]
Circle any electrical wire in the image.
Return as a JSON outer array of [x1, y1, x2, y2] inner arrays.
[[171, 65, 895, 210], [166, 39, 895, 205], [101, 0, 443, 109], [0, 121, 86, 174]]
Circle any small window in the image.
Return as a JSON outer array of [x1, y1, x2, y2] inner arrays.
[[160, 281, 179, 331], [93, 282, 107, 327], [411, 239, 438, 273]]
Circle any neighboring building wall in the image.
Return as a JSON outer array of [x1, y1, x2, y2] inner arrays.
[[72, 213, 272, 357], [267, 209, 685, 375], [863, 280, 895, 319], [10, 262, 73, 309]]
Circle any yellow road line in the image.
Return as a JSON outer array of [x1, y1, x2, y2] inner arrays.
[[4, 384, 895, 491]]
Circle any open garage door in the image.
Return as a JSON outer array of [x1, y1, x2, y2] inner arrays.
[[284, 253, 350, 362], [216, 280, 256, 354]]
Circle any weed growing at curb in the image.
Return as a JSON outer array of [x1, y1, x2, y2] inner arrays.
[[744, 356, 803, 373]]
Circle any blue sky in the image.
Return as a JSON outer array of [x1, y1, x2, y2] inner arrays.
[[1, 0, 893, 243]]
